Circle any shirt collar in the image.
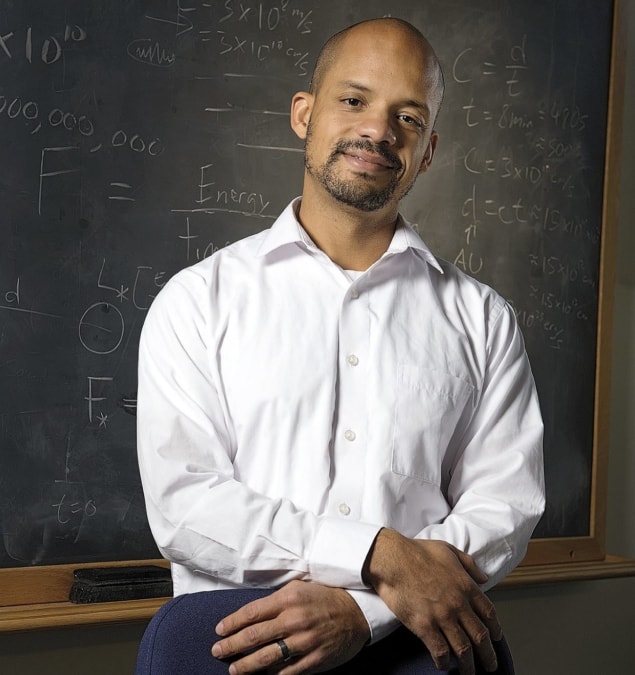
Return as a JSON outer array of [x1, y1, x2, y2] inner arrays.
[[256, 197, 443, 274]]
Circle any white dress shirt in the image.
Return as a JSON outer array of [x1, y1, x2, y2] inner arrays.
[[137, 198, 545, 642]]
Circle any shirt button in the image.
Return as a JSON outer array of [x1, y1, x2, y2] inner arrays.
[[339, 503, 351, 516], [347, 354, 359, 367], [350, 288, 359, 299], [344, 429, 356, 442]]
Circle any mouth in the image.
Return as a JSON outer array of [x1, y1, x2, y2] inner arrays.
[[342, 149, 397, 170], [334, 141, 402, 173]]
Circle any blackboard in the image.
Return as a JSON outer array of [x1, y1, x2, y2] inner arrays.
[[0, 0, 619, 571]]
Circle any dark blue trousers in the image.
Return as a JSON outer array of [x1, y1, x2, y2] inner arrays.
[[135, 590, 514, 674]]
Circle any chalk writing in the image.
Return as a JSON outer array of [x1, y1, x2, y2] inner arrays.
[[95, 258, 167, 310], [454, 248, 484, 275], [219, 0, 296, 32], [498, 103, 534, 130], [0, 89, 165, 195], [0, 23, 86, 65], [52, 490, 97, 526], [214, 0, 310, 75], [38, 146, 80, 215], [4, 276, 20, 305], [178, 217, 232, 262], [529, 255, 597, 289], [459, 145, 550, 186], [119, 395, 138, 416], [111, 129, 164, 156], [529, 286, 591, 322], [127, 38, 176, 67], [236, 142, 303, 153], [511, 304, 566, 350], [529, 204, 599, 243], [48, 107, 95, 136], [96, 411, 109, 428], [205, 103, 288, 117], [171, 163, 273, 222], [545, 100, 588, 132], [98, 258, 129, 302], [109, 182, 136, 202], [461, 184, 531, 228], [0, 276, 63, 319], [0, 91, 95, 138], [132, 266, 167, 310], [452, 34, 533, 281], [452, 35, 528, 96], [217, 31, 309, 74], [85, 376, 113, 423]]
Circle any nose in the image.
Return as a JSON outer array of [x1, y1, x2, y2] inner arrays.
[[355, 110, 397, 146]]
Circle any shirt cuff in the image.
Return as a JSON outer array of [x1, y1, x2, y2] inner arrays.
[[309, 517, 381, 589], [346, 589, 401, 644]]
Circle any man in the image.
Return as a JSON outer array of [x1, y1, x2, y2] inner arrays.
[[137, 17, 545, 675]]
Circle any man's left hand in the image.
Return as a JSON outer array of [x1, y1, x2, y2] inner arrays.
[[211, 580, 370, 673]]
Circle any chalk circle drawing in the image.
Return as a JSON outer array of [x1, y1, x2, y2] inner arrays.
[[78, 302, 124, 355]]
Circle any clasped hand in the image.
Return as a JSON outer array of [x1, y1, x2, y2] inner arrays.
[[211, 580, 369, 674], [363, 529, 503, 674], [212, 529, 502, 674]]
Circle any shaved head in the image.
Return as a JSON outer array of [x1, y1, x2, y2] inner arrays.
[[309, 18, 445, 123]]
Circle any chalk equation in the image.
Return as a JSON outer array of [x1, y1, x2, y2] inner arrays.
[[458, 184, 597, 243], [0, 88, 165, 217], [52, 486, 97, 526], [443, 26, 601, 353], [456, 144, 582, 198], [529, 286, 591, 323], [170, 162, 276, 259], [459, 98, 589, 135], [528, 254, 596, 290], [0, 22, 86, 65], [452, 35, 529, 97], [129, 0, 312, 75], [216, 0, 312, 75], [95, 258, 167, 310], [34, 131, 164, 215], [510, 303, 567, 350], [84, 376, 138, 427]]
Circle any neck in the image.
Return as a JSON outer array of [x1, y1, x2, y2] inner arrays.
[[297, 187, 398, 271]]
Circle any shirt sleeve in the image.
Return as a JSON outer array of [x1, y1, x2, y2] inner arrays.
[[416, 300, 545, 589], [137, 268, 380, 590], [346, 589, 400, 644]]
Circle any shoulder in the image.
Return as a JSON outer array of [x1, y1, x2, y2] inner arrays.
[[163, 229, 270, 292], [431, 257, 508, 322], [142, 232, 267, 338]]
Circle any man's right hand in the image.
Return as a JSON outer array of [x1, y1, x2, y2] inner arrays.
[[362, 528, 503, 675]]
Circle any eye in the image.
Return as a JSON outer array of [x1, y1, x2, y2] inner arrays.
[[398, 113, 424, 128], [342, 97, 363, 107]]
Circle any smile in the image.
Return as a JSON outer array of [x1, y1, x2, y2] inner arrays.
[[341, 150, 397, 172]]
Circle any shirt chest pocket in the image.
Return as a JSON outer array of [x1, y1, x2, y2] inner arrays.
[[391, 364, 475, 486]]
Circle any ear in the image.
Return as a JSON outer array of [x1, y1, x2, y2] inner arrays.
[[290, 91, 313, 141], [419, 130, 439, 174]]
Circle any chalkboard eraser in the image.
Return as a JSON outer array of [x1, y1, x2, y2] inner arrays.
[[69, 565, 173, 604]]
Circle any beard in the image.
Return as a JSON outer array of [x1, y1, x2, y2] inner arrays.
[[304, 127, 412, 212]]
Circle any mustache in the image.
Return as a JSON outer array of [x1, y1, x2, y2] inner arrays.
[[332, 139, 402, 171]]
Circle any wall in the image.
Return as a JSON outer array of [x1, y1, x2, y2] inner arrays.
[[1, 1, 634, 673]]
